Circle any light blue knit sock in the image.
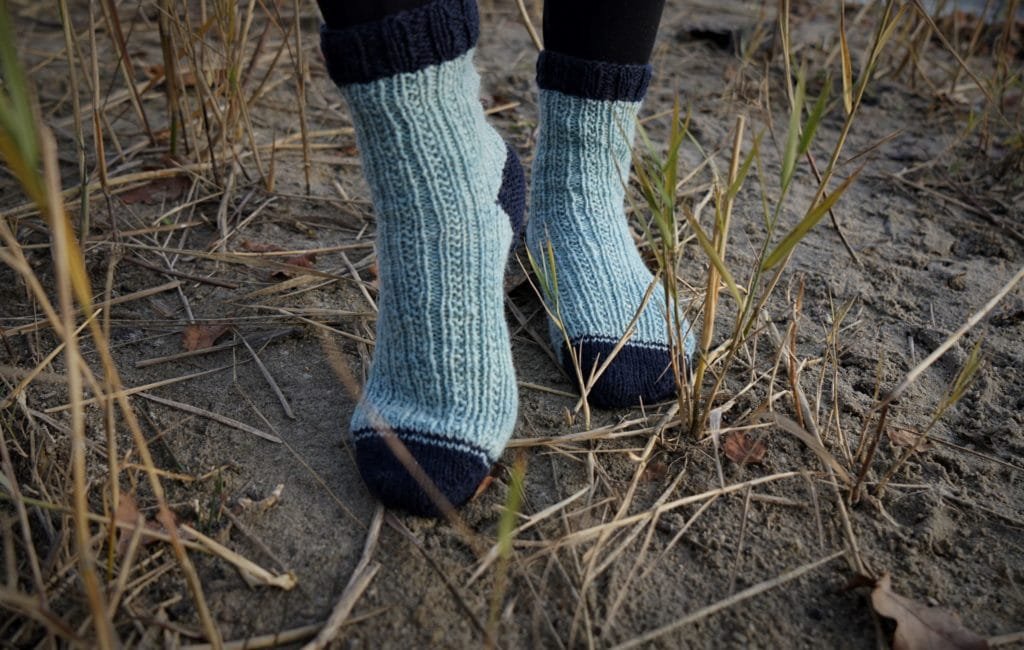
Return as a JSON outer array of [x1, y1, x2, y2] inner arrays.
[[528, 51, 696, 408], [321, 0, 524, 516]]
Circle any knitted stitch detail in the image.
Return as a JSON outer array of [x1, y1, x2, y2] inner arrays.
[[320, 0, 478, 86], [353, 431, 490, 516], [528, 81, 695, 408], [536, 50, 651, 102], [338, 49, 522, 516], [351, 427, 490, 465], [564, 336, 678, 408], [498, 144, 526, 240]]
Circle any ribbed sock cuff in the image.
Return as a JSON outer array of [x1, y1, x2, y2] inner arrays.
[[320, 0, 478, 86], [536, 50, 651, 102]]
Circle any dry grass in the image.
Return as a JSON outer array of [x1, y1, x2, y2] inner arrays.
[[1, 0, 1022, 647]]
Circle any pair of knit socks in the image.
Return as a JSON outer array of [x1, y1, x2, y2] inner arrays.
[[321, 0, 695, 516]]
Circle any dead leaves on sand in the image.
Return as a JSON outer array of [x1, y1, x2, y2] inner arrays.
[[886, 427, 935, 451], [113, 493, 176, 558], [722, 432, 767, 465], [182, 323, 231, 351], [240, 239, 318, 279], [871, 574, 988, 650]]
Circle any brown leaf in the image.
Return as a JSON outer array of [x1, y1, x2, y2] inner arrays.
[[182, 323, 231, 351], [640, 460, 669, 482], [270, 253, 317, 279], [114, 494, 164, 556], [240, 240, 286, 253], [114, 493, 143, 558], [722, 432, 766, 465], [144, 63, 165, 81], [119, 175, 191, 205], [871, 574, 989, 650], [887, 427, 934, 451]]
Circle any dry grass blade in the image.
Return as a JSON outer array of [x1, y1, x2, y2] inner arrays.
[[554, 472, 802, 548], [878, 266, 1023, 409], [137, 393, 282, 443], [304, 507, 382, 649], [181, 524, 297, 590], [0, 308, 99, 409], [612, 550, 846, 648], [514, 0, 542, 50], [467, 485, 589, 585], [3, 281, 181, 337], [0, 587, 81, 643], [756, 411, 852, 484], [238, 332, 295, 419]]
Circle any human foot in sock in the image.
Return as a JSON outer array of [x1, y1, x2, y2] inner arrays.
[[320, 0, 524, 516], [527, 51, 696, 408]]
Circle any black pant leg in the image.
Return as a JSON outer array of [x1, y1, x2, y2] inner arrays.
[[317, 0, 436, 29], [542, 0, 666, 65]]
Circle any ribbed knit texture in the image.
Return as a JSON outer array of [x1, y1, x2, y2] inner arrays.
[[320, 0, 479, 85], [325, 3, 523, 516], [536, 50, 651, 102], [529, 60, 696, 408]]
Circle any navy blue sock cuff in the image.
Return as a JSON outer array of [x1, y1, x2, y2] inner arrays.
[[320, 0, 478, 86], [536, 50, 651, 102]]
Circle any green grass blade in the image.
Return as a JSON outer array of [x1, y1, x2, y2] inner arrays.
[[726, 130, 763, 201], [762, 163, 864, 270], [840, 1, 854, 115], [683, 209, 742, 305], [0, 0, 43, 202], [798, 82, 830, 158], [780, 63, 807, 190]]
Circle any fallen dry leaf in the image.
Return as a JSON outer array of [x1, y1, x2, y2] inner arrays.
[[871, 573, 988, 650], [114, 493, 166, 557], [270, 253, 317, 279], [238, 484, 284, 513], [240, 240, 286, 253], [887, 427, 934, 451], [640, 460, 670, 482], [182, 323, 231, 352], [722, 432, 766, 465]]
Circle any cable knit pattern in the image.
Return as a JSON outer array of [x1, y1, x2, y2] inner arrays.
[[528, 56, 696, 408], [324, 3, 523, 516]]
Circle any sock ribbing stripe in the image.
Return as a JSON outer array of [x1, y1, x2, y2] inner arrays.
[[536, 49, 651, 103], [320, 0, 478, 86]]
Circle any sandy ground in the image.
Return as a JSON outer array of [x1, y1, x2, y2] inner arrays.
[[1, 0, 1022, 647]]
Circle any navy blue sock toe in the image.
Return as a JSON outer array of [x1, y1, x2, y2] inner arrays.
[[498, 143, 526, 241], [564, 337, 678, 408], [353, 429, 491, 517]]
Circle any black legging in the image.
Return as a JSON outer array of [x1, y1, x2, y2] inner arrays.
[[317, 0, 665, 66]]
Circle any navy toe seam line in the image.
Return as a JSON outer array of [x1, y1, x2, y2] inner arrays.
[[567, 334, 672, 352], [351, 427, 492, 461]]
